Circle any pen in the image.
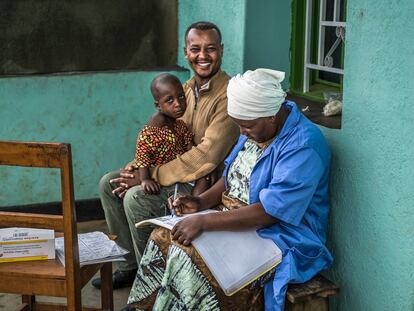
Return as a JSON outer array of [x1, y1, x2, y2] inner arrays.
[[171, 183, 178, 217]]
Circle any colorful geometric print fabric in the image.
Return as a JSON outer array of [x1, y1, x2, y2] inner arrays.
[[129, 241, 219, 311], [128, 227, 265, 311], [134, 120, 193, 168]]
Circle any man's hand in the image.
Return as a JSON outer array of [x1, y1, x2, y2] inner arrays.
[[113, 187, 128, 198], [171, 214, 205, 246], [110, 166, 141, 198], [168, 195, 202, 216], [141, 179, 160, 195]]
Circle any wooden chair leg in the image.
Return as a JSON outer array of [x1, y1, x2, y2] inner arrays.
[[21, 295, 35, 311], [100, 262, 114, 311], [15, 304, 30, 311]]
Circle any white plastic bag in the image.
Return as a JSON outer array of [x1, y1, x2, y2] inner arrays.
[[322, 92, 342, 116]]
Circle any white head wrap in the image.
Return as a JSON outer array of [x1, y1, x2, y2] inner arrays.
[[227, 68, 286, 120]]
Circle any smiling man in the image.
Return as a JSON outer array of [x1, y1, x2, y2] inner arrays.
[[93, 21, 239, 296], [184, 24, 223, 86]]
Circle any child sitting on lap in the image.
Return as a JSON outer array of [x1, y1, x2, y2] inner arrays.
[[134, 73, 209, 195]]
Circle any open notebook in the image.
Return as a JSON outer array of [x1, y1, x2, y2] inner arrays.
[[136, 209, 282, 296]]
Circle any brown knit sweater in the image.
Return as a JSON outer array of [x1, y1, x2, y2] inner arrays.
[[150, 70, 240, 186]]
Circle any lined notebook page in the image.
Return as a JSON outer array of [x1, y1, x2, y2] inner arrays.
[[193, 229, 282, 295]]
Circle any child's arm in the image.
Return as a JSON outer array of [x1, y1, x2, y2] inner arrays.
[[139, 167, 161, 195], [134, 121, 162, 195]]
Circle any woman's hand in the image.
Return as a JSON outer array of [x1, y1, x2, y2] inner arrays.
[[171, 215, 205, 246], [168, 195, 203, 216]]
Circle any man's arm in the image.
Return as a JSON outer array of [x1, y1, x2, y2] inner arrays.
[[151, 96, 239, 186]]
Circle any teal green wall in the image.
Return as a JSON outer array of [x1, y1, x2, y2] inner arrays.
[[244, 0, 291, 88], [322, 0, 414, 310], [1, 1, 413, 309], [0, 70, 189, 206], [178, 0, 246, 76]]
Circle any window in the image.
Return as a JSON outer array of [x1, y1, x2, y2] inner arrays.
[[0, 0, 178, 76], [290, 0, 346, 102]]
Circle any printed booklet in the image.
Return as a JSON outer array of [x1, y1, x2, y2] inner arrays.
[[136, 210, 282, 296]]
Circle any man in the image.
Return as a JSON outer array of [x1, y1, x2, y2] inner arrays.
[[92, 21, 239, 289]]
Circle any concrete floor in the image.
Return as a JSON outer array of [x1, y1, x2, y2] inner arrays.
[[0, 220, 131, 311]]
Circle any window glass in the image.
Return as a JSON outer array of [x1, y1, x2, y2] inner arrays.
[[290, 0, 346, 99], [0, 0, 178, 76]]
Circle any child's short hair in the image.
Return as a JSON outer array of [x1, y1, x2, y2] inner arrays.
[[150, 73, 182, 100]]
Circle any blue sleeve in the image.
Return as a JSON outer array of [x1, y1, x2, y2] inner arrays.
[[259, 147, 325, 226]]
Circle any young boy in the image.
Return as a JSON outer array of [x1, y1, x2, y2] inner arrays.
[[134, 73, 209, 196]]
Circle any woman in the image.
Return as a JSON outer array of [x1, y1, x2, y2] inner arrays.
[[127, 69, 333, 311]]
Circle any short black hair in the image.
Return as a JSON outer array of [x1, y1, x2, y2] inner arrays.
[[184, 21, 222, 45], [150, 73, 182, 100]]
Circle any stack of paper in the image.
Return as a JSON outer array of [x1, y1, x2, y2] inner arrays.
[[55, 231, 128, 267], [0, 227, 55, 263]]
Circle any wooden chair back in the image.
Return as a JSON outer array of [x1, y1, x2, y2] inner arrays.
[[0, 141, 112, 311]]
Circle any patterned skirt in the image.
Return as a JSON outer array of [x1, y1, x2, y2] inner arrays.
[[127, 227, 267, 311]]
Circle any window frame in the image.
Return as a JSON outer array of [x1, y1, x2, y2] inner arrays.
[[290, 0, 346, 102]]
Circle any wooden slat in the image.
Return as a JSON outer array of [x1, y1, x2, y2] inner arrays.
[[0, 275, 66, 297], [31, 303, 68, 311], [22, 295, 35, 310], [15, 303, 30, 311], [0, 212, 63, 230], [0, 259, 65, 279], [100, 263, 114, 311], [80, 264, 104, 287], [58, 143, 82, 311], [285, 296, 329, 311], [286, 274, 339, 303], [0, 141, 68, 168], [34, 302, 102, 311]]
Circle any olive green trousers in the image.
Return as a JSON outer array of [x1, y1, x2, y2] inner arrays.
[[99, 170, 192, 271]]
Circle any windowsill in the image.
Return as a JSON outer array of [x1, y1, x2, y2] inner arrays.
[[287, 93, 341, 129]]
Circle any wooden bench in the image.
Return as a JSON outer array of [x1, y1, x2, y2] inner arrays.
[[285, 274, 339, 311]]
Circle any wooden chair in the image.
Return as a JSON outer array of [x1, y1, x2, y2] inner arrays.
[[0, 141, 113, 311]]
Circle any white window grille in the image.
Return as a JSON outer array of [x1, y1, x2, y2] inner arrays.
[[303, 0, 346, 92]]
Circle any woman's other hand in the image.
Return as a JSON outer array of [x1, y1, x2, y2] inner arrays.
[[171, 215, 205, 246]]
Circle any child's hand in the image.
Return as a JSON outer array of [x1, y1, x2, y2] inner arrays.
[[141, 179, 160, 195]]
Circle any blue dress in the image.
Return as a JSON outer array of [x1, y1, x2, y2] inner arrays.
[[223, 101, 333, 311]]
